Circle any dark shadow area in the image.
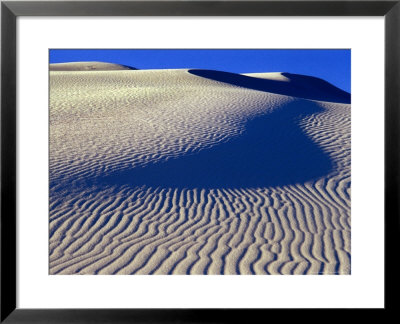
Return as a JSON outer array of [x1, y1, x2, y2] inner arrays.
[[189, 69, 350, 104], [57, 100, 334, 190], [119, 64, 137, 70]]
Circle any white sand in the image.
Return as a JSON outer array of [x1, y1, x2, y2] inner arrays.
[[49, 68, 351, 275], [49, 61, 136, 71]]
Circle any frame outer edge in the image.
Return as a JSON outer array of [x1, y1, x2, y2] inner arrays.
[[0, 0, 398, 322], [2, 1, 399, 16], [1, 1, 17, 323], [385, 1, 400, 311]]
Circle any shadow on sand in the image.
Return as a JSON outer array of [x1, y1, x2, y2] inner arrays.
[[78, 99, 333, 190], [189, 69, 351, 104], [50, 70, 352, 190]]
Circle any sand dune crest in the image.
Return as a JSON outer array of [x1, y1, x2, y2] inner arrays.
[[50, 61, 137, 71], [190, 70, 350, 104]]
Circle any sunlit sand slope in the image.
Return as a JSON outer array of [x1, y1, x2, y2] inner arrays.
[[49, 69, 351, 275]]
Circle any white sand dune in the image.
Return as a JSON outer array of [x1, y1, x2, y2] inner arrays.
[[49, 68, 351, 275], [49, 61, 136, 71]]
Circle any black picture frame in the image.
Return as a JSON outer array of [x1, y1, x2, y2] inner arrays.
[[1, 0, 398, 322]]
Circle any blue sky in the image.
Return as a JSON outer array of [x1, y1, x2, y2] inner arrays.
[[50, 49, 351, 93]]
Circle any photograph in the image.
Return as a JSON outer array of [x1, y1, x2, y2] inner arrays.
[[49, 49, 351, 275]]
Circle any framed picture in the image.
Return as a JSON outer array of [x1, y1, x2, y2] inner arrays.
[[1, 0, 398, 322]]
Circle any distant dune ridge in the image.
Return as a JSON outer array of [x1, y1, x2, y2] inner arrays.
[[49, 65, 351, 275], [190, 70, 350, 104], [49, 61, 137, 71]]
